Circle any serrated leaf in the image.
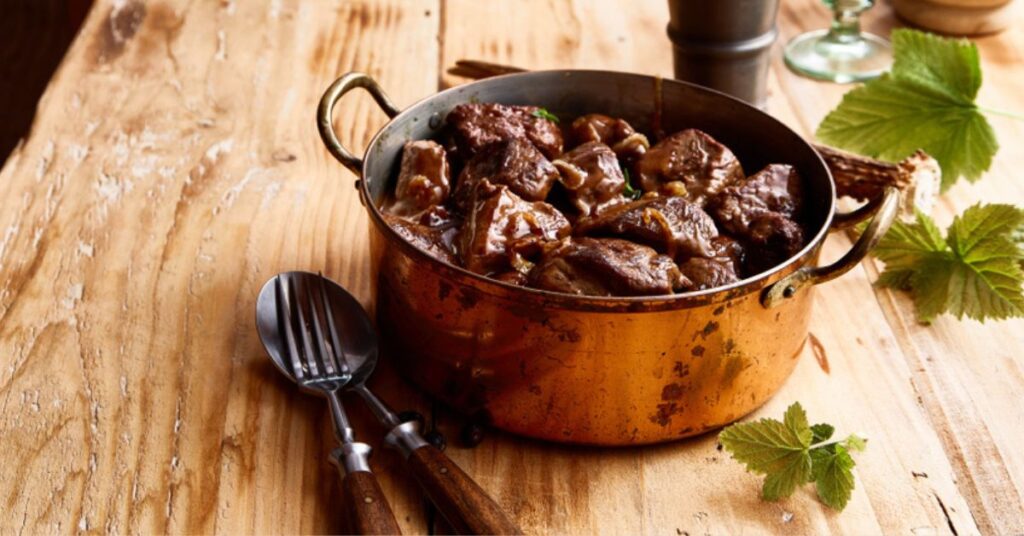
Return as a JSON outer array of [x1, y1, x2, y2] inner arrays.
[[811, 423, 835, 444], [890, 29, 981, 103], [810, 445, 857, 511], [719, 403, 813, 477], [873, 210, 948, 269], [721, 404, 866, 511], [816, 29, 998, 190], [762, 452, 813, 501], [947, 203, 1024, 258], [875, 204, 1024, 323]]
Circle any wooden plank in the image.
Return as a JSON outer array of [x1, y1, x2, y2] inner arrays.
[[775, 1, 1024, 532], [0, 0, 439, 533]]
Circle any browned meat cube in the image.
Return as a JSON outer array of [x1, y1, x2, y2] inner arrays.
[[568, 113, 650, 164], [552, 142, 627, 217], [384, 140, 451, 219], [453, 138, 561, 211], [575, 196, 719, 260], [678, 258, 738, 291], [706, 164, 805, 274], [446, 102, 563, 160], [706, 164, 803, 230], [528, 237, 688, 296], [383, 214, 457, 265], [677, 236, 744, 290], [633, 129, 744, 205], [457, 180, 571, 275], [742, 212, 805, 274]]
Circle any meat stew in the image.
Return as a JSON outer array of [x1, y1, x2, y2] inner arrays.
[[379, 102, 806, 297]]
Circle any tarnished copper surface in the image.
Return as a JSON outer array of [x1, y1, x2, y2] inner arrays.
[[370, 224, 814, 445]]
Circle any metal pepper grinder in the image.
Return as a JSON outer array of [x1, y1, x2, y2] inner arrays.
[[666, 0, 781, 109]]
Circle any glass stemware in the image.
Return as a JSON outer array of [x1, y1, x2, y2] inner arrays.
[[784, 0, 892, 83]]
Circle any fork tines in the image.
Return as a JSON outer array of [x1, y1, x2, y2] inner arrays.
[[275, 273, 351, 386]]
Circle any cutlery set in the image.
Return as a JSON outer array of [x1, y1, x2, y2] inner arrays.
[[256, 271, 521, 535]]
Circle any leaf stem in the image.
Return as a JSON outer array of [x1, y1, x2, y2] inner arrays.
[[978, 106, 1024, 121]]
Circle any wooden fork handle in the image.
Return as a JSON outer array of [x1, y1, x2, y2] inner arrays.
[[405, 445, 522, 535], [340, 470, 402, 535]]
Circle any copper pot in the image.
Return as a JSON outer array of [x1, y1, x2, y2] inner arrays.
[[317, 71, 897, 445]]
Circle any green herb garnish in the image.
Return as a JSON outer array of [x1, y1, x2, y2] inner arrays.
[[622, 168, 642, 200], [873, 203, 1024, 323], [817, 29, 999, 191], [531, 108, 560, 123], [719, 402, 866, 511]]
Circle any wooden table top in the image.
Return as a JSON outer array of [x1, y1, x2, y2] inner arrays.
[[1, 0, 1022, 533]]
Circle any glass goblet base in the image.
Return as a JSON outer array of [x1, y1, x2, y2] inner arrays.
[[784, 29, 892, 83]]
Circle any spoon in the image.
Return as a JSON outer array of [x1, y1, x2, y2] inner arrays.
[[258, 271, 522, 535], [256, 272, 401, 534]]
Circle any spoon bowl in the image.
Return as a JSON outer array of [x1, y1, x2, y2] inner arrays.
[[256, 271, 377, 392]]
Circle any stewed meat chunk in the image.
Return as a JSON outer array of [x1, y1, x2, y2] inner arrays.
[[529, 237, 688, 296], [457, 180, 570, 275], [383, 214, 457, 265], [634, 129, 744, 205], [575, 196, 719, 260], [568, 114, 650, 164], [707, 164, 802, 229], [706, 164, 805, 274], [677, 236, 744, 290], [741, 212, 805, 274], [385, 140, 451, 219], [446, 103, 563, 160], [454, 138, 560, 210], [552, 142, 627, 217]]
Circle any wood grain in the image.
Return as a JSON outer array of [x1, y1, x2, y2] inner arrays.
[[0, 0, 1020, 534]]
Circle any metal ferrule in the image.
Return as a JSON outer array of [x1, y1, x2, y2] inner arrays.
[[383, 421, 429, 459], [330, 442, 373, 474]]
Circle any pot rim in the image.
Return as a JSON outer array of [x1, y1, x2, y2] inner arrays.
[[360, 69, 836, 311]]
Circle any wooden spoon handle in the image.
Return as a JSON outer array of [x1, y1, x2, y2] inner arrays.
[[405, 445, 522, 535], [340, 471, 403, 535]]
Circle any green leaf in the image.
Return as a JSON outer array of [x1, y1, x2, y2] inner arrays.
[[946, 203, 1024, 257], [816, 29, 999, 190], [810, 444, 857, 511], [890, 29, 981, 103], [874, 204, 1024, 323], [811, 423, 835, 444], [873, 210, 948, 270], [531, 107, 559, 123], [720, 403, 866, 511], [719, 403, 813, 478], [622, 168, 642, 200], [763, 453, 813, 501]]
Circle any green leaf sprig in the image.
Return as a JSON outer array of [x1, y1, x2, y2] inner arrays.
[[719, 403, 866, 511], [531, 107, 559, 123], [873, 203, 1024, 323], [817, 29, 1003, 191], [622, 168, 642, 200]]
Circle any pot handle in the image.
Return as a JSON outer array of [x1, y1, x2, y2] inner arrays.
[[761, 186, 900, 308], [317, 72, 402, 175]]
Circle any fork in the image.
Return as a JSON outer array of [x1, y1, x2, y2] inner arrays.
[[276, 274, 402, 535]]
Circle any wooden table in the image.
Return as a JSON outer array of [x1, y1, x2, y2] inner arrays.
[[1, 0, 1021, 533]]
